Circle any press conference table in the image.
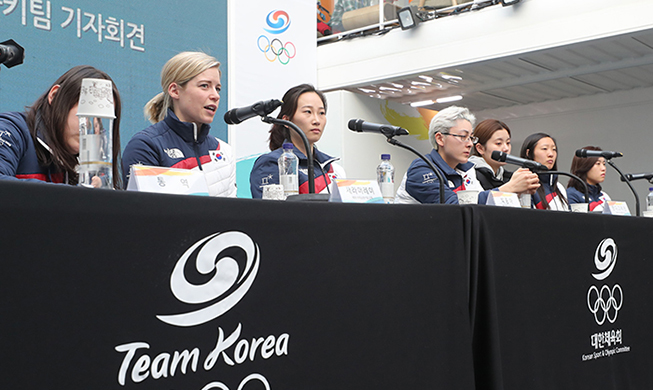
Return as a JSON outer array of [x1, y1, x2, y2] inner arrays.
[[1, 180, 652, 390]]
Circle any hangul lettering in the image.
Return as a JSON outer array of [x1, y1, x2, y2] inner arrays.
[[590, 333, 599, 349], [126, 22, 145, 52], [104, 17, 124, 47], [1, 0, 20, 16], [30, 0, 50, 31], [604, 330, 612, 347], [83, 12, 105, 42], [60, 6, 74, 28], [615, 329, 622, 344], [60, 7, 81, 37]]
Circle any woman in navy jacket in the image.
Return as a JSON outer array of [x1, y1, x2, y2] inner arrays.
[[122, 51, 236, 197], [567, 145, 611, 212], [249, 84, 345, 198], [0, 66, 122, 187]]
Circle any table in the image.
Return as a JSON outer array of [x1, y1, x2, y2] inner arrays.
[[1, 180, 651, 389]]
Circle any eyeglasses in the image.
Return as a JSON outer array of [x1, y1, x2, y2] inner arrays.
[[441, 132, 479, 144]]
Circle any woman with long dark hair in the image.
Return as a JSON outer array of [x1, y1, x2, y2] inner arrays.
[[520, 132, 569, 210], [249, 83, 345, 198], [567, 145, 611, 212], [0, 65, 122, 188]]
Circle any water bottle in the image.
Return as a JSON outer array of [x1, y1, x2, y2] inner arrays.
[[377, 154, 395, 204], [278, 143, 299, 198], [647, 187, 653, 211]]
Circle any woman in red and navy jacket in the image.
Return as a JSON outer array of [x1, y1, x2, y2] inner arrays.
[[122, 51, 236, 197], [249, 84, 345, 198], [520, 133, 570, 211], [0, 66, 122, 187], [567, 145, 611, 212]]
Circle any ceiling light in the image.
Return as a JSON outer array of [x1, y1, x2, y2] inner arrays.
[[436, 95, 463, 104], [418, 75, 433, 82], [500, 0, 521, 5], [398, 6, 420, 30], [440, 74, 463, 81], [410, 100, 434, 107]]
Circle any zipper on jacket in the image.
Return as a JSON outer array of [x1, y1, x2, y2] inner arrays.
[[192, 123, 203, 171]]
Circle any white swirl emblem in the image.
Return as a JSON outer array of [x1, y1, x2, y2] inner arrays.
[[592, 238, 617, 280], [587, 285, 623, 325], [157, 232, 260, 327]]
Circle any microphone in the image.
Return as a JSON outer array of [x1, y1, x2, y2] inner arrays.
[[575, 149, 623, 159], [491, 151, 548, 170], [348, 119, 409, 137], [224, 99, 283, 125], [620, 172, 653, 182], [0, 39, 25, 68]]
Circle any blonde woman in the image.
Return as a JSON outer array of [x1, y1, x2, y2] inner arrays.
[[122, 51, 236, 197]]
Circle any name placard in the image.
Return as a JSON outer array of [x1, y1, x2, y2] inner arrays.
[[486, 191, 521, 208], [603, 201, 631, 216], [127, 165, 210, 196], [329, 179, 383, 203]]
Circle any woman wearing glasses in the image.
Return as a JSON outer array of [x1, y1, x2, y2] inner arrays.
[[395, 106, 485, 204]]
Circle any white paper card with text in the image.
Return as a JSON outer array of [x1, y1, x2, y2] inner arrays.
[[127, 165, 210, 196], [329, 179, 383, 203], [486, 191, 521, 208]]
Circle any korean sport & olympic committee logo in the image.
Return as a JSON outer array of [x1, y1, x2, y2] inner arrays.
[[257, 10, 296, 65]]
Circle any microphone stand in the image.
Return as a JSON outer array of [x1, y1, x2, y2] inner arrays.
[[607, 160, 640, 216], [541, 171, 589, 205], [385, 137, 445, 204], [261, 116, 329, 201], [491, 154, 589, 207]]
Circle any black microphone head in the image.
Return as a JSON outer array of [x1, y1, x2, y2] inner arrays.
[[347, 119, 363, 132], [396, 128, 409, 136], [223, 110, 240, 125], [491, 150, 506, 162], [575, 149, 586, 158], [261, 99, 283, 115], [0, 39, 25, 68]]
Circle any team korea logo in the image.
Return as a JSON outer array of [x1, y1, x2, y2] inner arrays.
[[587, 238, 623, 325], [157, 231, 260, 327]]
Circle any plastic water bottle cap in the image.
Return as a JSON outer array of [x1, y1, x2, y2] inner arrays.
[[282, 143, 294, 150], [381, 154, 391, 160]]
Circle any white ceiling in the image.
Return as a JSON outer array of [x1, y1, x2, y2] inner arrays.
[[341, 28, 653, 112]]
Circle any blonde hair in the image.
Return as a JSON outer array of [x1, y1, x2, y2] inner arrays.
[[144, 51, 221, 123]]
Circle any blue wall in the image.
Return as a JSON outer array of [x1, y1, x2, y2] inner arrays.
[[0, 0, 229, 148]]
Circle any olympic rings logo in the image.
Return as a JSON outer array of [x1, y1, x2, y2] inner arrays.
[[587, 284, 623, 325], [257, 35, 296, 65], [264, 10, 290, 34]]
